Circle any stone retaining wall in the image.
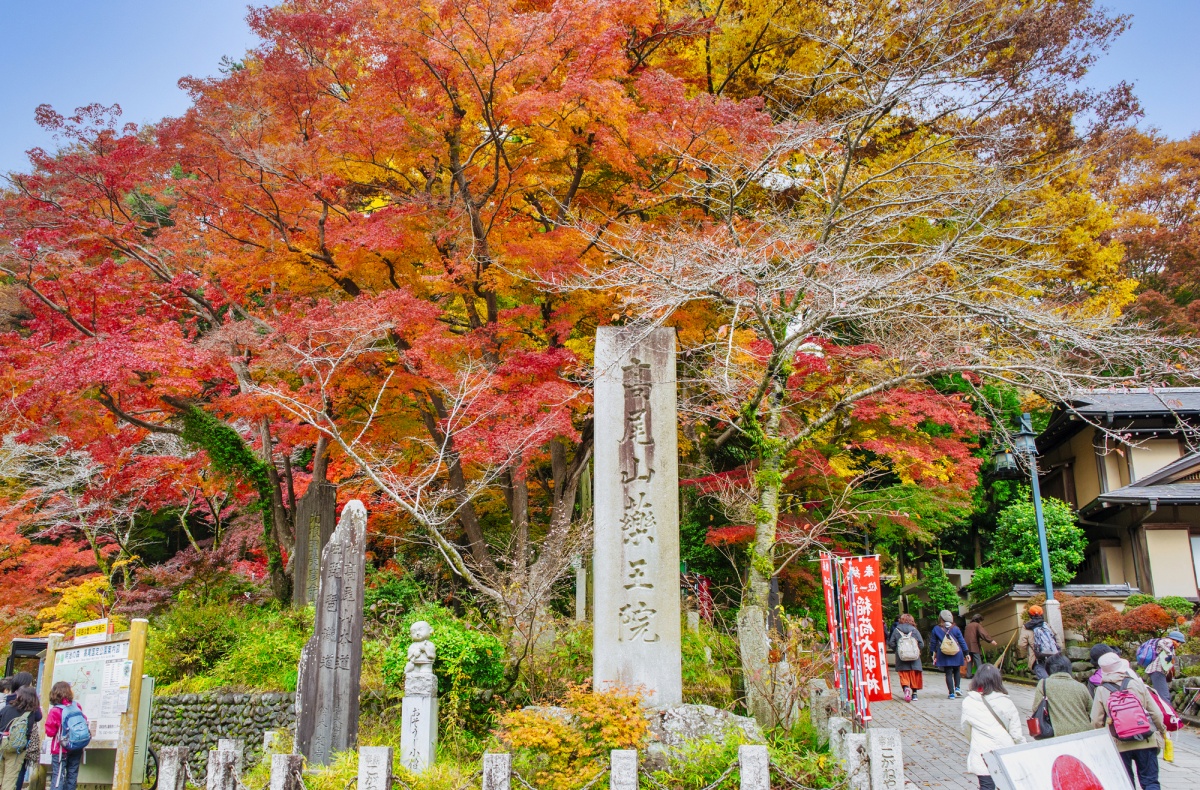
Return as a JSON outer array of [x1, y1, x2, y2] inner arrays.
[[151, 692, 296, 780]]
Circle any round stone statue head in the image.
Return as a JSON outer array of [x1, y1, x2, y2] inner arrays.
[[410, 620, 433, 642], [405, 620, 436, 675]]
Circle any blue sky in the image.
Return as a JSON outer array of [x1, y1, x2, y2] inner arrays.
[[0, 1, 1198, 175]]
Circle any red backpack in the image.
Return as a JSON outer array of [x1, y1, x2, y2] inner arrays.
[[1102, 679, 1154, 742], [1147, 687, 1183, 732]]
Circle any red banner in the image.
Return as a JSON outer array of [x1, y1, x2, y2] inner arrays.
[[818, 554, 842, 690], [845, 556, 890, 702]]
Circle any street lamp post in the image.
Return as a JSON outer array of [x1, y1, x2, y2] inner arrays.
[[993, 413, 1063, 640], [1014, 413, 1055, 604]]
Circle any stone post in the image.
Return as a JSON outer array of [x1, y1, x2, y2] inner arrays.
[[738, 745, 769, 790], [358, 746, 393, 790], [844, 734, 869, 790], [269, 755, 304, 790], [572, 556, 587, 623], [593, 326, 683, 707], [610, 750, 638, 790], [292, 477, 337, 608], [686, 611, 700, 634], [828, 717, 852, 762], [158, 747, 189, 790], [295, 500, 368, 766], [809, 679, 838, 747], [400, 621, 439, 773], [263, 730, 282, 753], [1044, 598, 1065, 646], [867, 729, 904, 790], [217, 739, 244, 776], [483, 753, 512, 790], [206, 750, 238, 790]]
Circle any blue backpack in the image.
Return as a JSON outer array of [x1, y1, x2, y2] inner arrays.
[[1135, 639, 1158, 669], [56, 703, 91, 752]]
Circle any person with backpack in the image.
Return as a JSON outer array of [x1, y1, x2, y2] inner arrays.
[[45, 682, 89, 790], [931, 610, 969, 699], [964, 614, 997, 679], [6, 673, 41, 790], [961, 665, 1026, 790], [1016, 604, 1062, 680], [0, 687, 38, 790], [887, 613, 924, 702], [1030, 655, 1094, 738], [1091, 652, 1166, 790], [1141, 630, 1186, 703]]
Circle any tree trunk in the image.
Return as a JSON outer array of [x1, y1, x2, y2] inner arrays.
[[741, 366, 787, 727]]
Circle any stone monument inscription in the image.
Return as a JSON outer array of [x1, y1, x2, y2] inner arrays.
[[295, 500, 367, 766], [593, 326, 682, 706]]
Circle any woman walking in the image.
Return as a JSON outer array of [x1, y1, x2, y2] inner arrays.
[[1032, 655, 1095, 737], [931, 610, 969, 699], [888, 613, 925, 702], [961, 665, 1026, 790]]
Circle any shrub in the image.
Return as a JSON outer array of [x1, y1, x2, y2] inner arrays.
[[146, 601, 241, 684], [1191, 618, 1200, 639], [1088, 612, 1126, 640], [968, 495, 1087, 602], [382, 604, 505, 694], [1154, 596, 1194, 620], [1121, 604, 1176, 637], [1123, 593, 1156, 609], [1059, 596, 1117, 636], [497, 686, 647, 790], [207, 607, 311, 690]]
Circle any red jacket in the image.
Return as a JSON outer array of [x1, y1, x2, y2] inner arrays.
[[44, 702, 84, 754]]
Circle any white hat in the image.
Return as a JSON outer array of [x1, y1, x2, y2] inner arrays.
[[1097, 652, 1130, 673]]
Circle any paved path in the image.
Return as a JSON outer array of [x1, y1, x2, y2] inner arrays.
[[868, 670, 1200, 789]]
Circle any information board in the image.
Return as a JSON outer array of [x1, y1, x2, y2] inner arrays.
[[51, 640, 132, 748]]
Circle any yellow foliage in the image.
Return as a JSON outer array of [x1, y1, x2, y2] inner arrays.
[[37, 576, 127, 635], [496, 686, 647, 790]]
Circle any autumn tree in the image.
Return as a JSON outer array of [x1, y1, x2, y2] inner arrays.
[[564, 0, 1197, 723], [1097, 130, 1200, 335]]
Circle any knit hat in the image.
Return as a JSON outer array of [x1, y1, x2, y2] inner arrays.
[[1089, 643, 1117, 667], [1169, 630, 1187, 643], [1028, 604, 1043, 616], [1097, 652, 1130, 674], [939, 609, 954, 624]]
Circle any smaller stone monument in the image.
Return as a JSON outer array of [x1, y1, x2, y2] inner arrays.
[[357, 746, 393, 790], [400, 621, 438, 772]]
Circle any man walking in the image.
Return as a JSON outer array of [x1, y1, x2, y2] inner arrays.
[[1016, 604, 1063, 681], [964, 614, 997, 678]]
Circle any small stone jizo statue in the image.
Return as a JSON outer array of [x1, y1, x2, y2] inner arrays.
[[400, 620, 438, 771], [406, 621, 436, 674]]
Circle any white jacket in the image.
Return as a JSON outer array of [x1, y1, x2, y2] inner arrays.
[[960, 691, 1027, 775]]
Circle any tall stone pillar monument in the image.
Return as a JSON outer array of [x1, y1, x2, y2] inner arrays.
[[593, 326, 682, 706], [295, 500, 367, 766]]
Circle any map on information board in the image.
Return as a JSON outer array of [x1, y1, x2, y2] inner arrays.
[[52, 640, 131, 748]]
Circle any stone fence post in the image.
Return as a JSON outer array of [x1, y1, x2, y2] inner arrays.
[[206, 750, 238, 790], [217, 739, 244, 776], [157, 747, 189, 790], [737, 745, 769, 790], [610, 750, 638, 790], [269, 755, 304, 790], [482, 753, 512, 790]]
